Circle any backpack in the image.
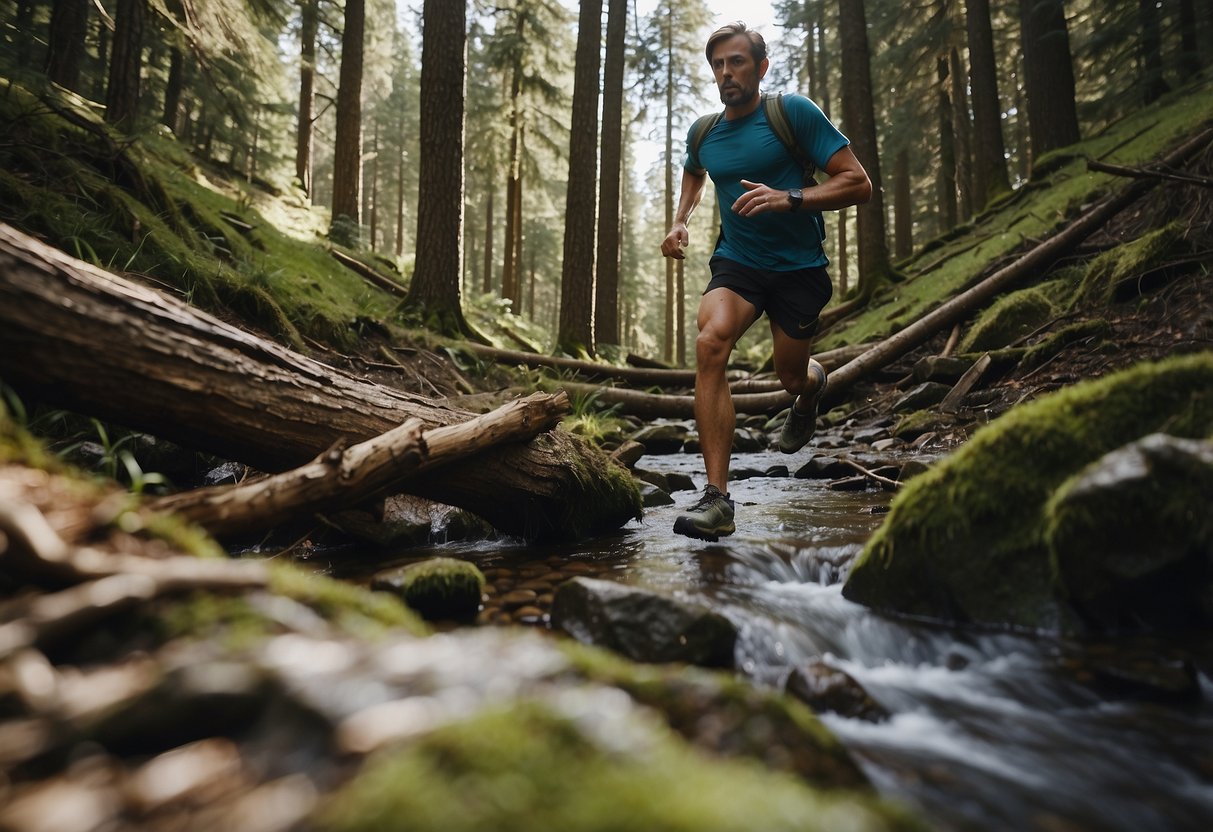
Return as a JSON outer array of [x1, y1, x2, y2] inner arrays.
[[686, 92, 818, 186]]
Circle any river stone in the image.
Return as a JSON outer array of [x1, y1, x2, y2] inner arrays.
[[639, 481, 675, 507], [764, 464, 791, 478], [733, 428, 767, 452], [633, 468, 670, 491], [785, 661, 888, 722], [373, 558, 485, 622], [1047, 434, 1213, 630], [897, 459, 932, 482], [550, 577, 737, 668], [893, 382, 951, 413], [853, 426, 890, 445], [665, 472, 697, 492], [629, 423, 691, 454], [871, 438, 902, 453], [610, 439, 646, 468], [729, 466, 766, 481], [796, 456, 854, 479]]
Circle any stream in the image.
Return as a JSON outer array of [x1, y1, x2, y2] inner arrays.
[[354, 445, 1213, 831]]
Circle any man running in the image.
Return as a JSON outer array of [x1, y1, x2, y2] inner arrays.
[[661, 21, 872, 541]]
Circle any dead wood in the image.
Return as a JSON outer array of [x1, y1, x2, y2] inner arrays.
[[0, 224, 638, 540], [837, 457, 901, 490], [940, 353, 992, 414], [821, 126, 1213, 406], [146, 392, 569, 539], [541, 380, 793, 419], [329, 248, 408, 297], [1086, 158, 1213, 188]]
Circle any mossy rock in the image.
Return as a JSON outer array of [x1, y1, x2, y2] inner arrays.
[[1073, 222, 1187, 306], [1045, 434, 1213, 631], [960, 286, 1057, 352], [316, 701, 923, 832], [372, 557, 485, 622], [843, 353, 1213, 631]]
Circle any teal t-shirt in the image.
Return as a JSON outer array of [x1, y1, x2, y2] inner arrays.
[[684, 93, 849, 271]]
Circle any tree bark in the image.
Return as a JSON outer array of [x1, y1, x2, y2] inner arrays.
[[1018, 0, 1080, 167], [403, 0, 475, 337], [330, 0, 365, 233], [837, 0, 891, 293], [965, 0, 1011, 208], [161, 46, 183, 133], [147, 392, 570, 539], [937, 55, 958, 231], [893, 147, 912, 259], [557, 0, 603, 357], [105, 0, 145, 132], [482, 187, 494, 294], [1177, 0, 1200, 75], [949, 47, 974, 220], [595, 0, 627, 349], [0, 223, 640, 541], [1137, 0, 1170, 105], [295, 0, 319, 196], [46, 0, 91, 92]]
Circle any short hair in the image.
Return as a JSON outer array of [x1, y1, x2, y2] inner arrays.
[[705, 22, 767, 66]]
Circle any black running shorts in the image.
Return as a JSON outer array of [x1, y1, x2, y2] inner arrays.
[[704, 255, 834, 340]]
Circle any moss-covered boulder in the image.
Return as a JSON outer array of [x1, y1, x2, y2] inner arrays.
[[1046, 434, 1213, 630], [960, 286, 1057, 352], [317, 702, 923, 832], [372, 557, 485, 622], [843, 353, 1213, 631]]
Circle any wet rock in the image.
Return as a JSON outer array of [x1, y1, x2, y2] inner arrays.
[[828, 475, 871, 492], [639, 481, 675, 507], [870, 438, 902, 453], [893, 382, 951, 413], [853, 426, 890, 445], [1048, 434, 1213, 630], [785, 661, 888, 722], [372, 558, 485, 622], [732, 428, 767, 452], [729, 466, 766, 481], [897, 459, 932, 482], [796, 456, 854, 479], [893, 410, 952, 441], [764, 464, 791, 478], [551, 577, 737, 668], [499, 589, 539, 610], [665, 472, 697, 492], [633, 468, 670, 491], [1062, 644, 1200, 704], [682, 436, 701, 454], [610, 439, 646, 468], [629, 423, 690, 455], [204, 461, 246, 487]]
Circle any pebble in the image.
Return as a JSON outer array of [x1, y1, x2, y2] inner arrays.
[[499, 589, 538, 609]]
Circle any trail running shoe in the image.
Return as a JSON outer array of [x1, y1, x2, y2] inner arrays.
[[779, 358, 828, 454], [672, 484, 736, 541]]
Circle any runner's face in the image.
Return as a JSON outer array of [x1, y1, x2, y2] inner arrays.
[[710, 35, 765, 108]]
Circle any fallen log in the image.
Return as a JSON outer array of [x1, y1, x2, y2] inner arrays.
[[540, 379, 793, 420], [822, 125, 1213, 405], [146, 392, 569, 539], [329, 248, 408, 297], [0, 224, 639, 541]]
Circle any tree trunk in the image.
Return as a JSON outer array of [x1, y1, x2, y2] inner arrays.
[[161, 46, 183, 133], [105, 0, 145, 132], [1138, 0, 1170, 105], [46, 0, 90, 92], [501, 17, 524, 313], [965, 0, 1011, 208], [595, 0, 627, 349], [15, 0, 34, 65], [837, 206, 848, 296], [331, 0, 365, 232], [0, 223, 640, 540], [837, 0, 891, 294], [395, 135, 407, 256], [949, 47, 973, 220], [1018, 0, 1080, 167], [369, 123, 380, 250], [403, 0, 474, 337], [482, 187, 494, 294], [295, 0, 319, 196], [937, 55, 958, 231], [893, 147, 912, 260], [676, 258, 686, 366], [1177, 0, 1200, 74], [149, 393, 570, 540], [556, 0, 603, 356], [663, 8, 675, 363]]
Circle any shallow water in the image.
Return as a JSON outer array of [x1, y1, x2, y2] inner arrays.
[[365, 447, 1213, 831]]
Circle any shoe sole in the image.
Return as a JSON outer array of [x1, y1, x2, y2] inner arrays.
[[672, 516, 736, 541]]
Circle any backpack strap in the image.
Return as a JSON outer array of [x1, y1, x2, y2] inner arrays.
[[687, 111, 723, 176], [762, 92, 817, 186]]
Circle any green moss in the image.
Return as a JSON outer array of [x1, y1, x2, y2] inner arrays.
[[844, 353, 1213, 631], [555, 431, 644, 539], [561, 640, 869, 791], [373, 557, 485, 622], [317, 702, 921, 832], [1073, 222, 1187, 306], [269, 562, 428, 638], [1020, 319, 1111, 370], [157, 592, 271, 648], [960, 287, 1058, 352]]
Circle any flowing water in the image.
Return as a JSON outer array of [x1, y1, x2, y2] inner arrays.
[[364, 447, 1213, 831]]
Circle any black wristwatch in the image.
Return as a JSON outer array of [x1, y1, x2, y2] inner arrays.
[[787, 187, 803, 213]]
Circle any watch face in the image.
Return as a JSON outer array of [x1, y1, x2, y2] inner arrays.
[[788, 188, 803, 210]]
